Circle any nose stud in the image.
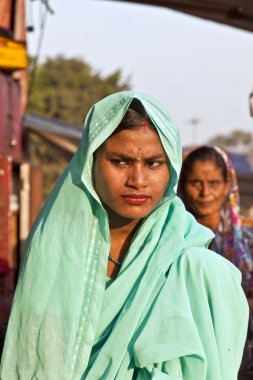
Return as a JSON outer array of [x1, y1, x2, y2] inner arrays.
[[144, 179, 148, 186]]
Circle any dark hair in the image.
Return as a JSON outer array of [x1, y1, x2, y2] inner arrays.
[[180, 146, 228, 187], [112, 99, 156, 135]]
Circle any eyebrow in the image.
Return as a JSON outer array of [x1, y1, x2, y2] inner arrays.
[[107, 152, 167, 160]]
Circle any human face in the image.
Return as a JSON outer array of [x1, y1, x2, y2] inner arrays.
[[183, 159, 229, 219], [94, 127, 170, 226]]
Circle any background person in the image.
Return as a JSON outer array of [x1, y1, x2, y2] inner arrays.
[[178, 145, 253, 374], [0, 94, 249, 379]]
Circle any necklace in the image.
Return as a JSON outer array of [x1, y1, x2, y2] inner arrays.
[[108, 254, 122, 267]]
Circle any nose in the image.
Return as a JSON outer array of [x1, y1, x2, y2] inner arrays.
[[126, 164, 148, 189], [199, 182, 210, 197]]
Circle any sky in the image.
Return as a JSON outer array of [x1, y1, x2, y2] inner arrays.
[[26, 0, 253, 146]]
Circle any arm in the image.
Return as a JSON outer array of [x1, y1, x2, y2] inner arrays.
[[182, 248, 249, 379], [133, 248, 249, 380]]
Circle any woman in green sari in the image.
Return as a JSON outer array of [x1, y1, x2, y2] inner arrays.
[[0, 92, 249, 379]]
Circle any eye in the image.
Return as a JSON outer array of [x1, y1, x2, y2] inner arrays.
[[209, 180, 222, 188], [111, 159, 128, 166], [146, 160, 164, 168], [188, 180, 201, 188]]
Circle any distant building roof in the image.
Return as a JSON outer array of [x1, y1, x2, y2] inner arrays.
[[228, 152, 253, 174], [183, 146, 253, 175]]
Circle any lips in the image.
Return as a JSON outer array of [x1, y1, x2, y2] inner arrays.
[[196, 201, 214, 208], [121, 194, 151, 205], [197, 201, 213, 207]]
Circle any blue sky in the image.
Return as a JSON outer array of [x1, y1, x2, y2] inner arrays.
[[26, 0, 253, 146]]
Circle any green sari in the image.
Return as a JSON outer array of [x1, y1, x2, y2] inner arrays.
[[0, 92, 248, 379]]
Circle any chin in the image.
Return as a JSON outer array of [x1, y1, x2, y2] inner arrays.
[[118, 211, 151, 220], [189, 206, 213, 218], [196, 210, 214, 218], [116, 206, 154, 221], [105, 204, 152, 222]]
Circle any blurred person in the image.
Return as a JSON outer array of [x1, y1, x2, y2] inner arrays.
[[178, 145, 253, 375], [0, 94, 249, 380]]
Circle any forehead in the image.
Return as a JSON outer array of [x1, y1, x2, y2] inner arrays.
[[100, 127, 166, 155], [188, 159, 224, 178]]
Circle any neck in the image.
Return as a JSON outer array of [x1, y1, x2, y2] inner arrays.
[[196, 212, 220, 233], [104, 203, 142, 234], [104, 205, 142, 254], [109, 222, 140, 259], [104, 204, 142, 278], [109, 217, 141, 252]]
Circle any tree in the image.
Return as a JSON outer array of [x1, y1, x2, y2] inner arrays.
[[28, 55, 131, 126], [27, 55, 131, 197], [208, 130, 253, 152]]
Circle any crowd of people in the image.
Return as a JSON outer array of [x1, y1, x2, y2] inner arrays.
[[0, 91, 252, 379]]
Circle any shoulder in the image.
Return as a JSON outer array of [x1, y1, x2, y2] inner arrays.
[[241, 215, 253, 228], [239, 217, 253, 259], [173, 246, 242, 283], [168, 248, 248, 319], [241, 216, 253, 238]]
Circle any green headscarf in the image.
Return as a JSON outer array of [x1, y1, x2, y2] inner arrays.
[[0, 92, 248, 379]]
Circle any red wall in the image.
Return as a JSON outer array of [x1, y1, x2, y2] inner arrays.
[[0, 72, 23, 160]]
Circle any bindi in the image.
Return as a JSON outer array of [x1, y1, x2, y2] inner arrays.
[[137, 149, 142, 161], [142, 119, 150, 133]]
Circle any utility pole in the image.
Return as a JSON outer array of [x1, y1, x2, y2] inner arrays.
[[250, 90, 253, 117], [188, 117, 201, 146]]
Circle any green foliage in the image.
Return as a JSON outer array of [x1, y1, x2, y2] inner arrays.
[[209, 130, 252, 150], [27, 56, 130, 198], [28, 55, 130, 125], [27, 55, 131, 198], [28, 134, 70, 199]]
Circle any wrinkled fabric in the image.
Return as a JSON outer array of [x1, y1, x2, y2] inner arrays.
[[178, 145, 253, 370], [209, 147, 253, 288], [0, 92, 249, 379]]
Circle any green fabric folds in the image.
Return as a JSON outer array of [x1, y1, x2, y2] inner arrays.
[[0, 91, 249, 379]]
